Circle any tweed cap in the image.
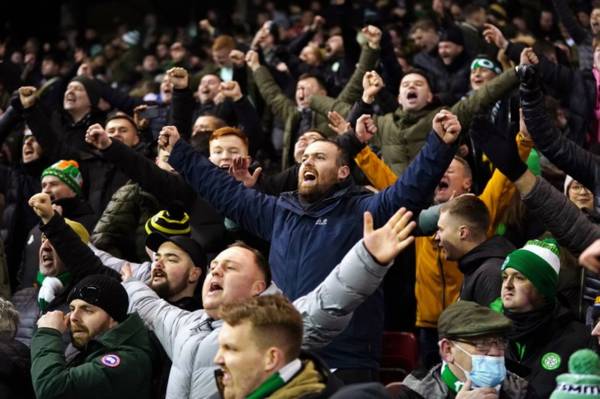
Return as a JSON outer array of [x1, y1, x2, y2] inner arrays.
[[438, 300, 512, 339]]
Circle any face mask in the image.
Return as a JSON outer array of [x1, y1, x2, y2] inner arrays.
[[454, 343, 507, 388]]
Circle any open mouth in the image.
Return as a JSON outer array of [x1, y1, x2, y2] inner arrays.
[[219, 164, 231, 170], [23, 148, 34, 156], [152, 270, 166, 279], [406, 91, 417, 100], [303, 170, 317, 183], [209, 281, 223, 293], [437, 180, 449, 191]]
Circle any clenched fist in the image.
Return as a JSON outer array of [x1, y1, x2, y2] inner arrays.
[[29, 193, 54, 224], [361, 25, 382, 49], [85, 123, 112, 150], [432, 110, 461, 144], [158, 125, 181, 153], [220, 81, 243, 101], [245, 50, 260, 72], [167, 67, 189, 90], [18, 86, 37, 109]]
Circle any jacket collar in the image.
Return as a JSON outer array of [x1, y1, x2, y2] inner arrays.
[[458, 236, 515, 275]]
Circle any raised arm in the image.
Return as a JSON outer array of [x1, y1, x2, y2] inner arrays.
[[29, 193, 120, 282], [365, 110, 459, 225], [519, 65, 600, 192], [161, 126, 278, 241], [297, 207, 415, 348]]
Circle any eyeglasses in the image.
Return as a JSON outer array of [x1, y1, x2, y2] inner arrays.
[[569, 183, 589, 193], [453, 337, 508, 354]]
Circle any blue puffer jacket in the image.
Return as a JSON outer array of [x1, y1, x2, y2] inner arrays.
[[169, 132, 456, 371]]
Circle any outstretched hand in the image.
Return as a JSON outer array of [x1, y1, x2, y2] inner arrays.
[[363, 208, 416, 265], [229, 155, 262, 188], [327, 111, 351, 135]]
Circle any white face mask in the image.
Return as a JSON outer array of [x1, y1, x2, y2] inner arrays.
[[453, 343, 507, 388]]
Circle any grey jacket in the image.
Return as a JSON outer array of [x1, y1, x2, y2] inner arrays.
[[400, 363, 536, 399], [124, 239, 392, 399]]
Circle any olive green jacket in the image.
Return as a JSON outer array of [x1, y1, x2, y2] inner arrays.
[[31, 313, 154, 399], [310, 68, 519, 175], [253, 45, 380, 169]]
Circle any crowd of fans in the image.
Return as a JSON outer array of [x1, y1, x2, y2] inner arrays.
[[4, 0, 600, 398]]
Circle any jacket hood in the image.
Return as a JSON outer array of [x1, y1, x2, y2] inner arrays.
[[93, 312, 150, 349], [459, 235, 515, 275]]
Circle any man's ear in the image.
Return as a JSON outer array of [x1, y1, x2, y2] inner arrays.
[[458, 225, 470, 241], [439, 339, 454, 363], [251, 280, 267, 296], [189, 266, 202, 284], [263, 347, 285, 373], [337, 165, 350, 181]]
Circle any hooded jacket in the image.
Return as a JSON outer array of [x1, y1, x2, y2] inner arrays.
[[30, 313, 154, 399], [168, 130, 456, 370], [125, 238, 398, 399], [458, 235, 515, 306]]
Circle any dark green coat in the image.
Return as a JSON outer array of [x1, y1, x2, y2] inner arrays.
[[31, 313, 154, 399]]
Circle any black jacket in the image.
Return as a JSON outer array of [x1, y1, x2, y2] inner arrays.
[[18, 196, 97, 290], [0, 338, 35, 398], [505, 304, 590, 398], [0, 160, 44, 290], [459, 236, 515, 306], [100, 139, 226, 254]]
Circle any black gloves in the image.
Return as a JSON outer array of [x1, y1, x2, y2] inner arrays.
[[470, 114, 528, 182], [516, 64, 542, 104]]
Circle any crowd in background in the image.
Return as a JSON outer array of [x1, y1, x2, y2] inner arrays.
[[3, 0, 600, 398]]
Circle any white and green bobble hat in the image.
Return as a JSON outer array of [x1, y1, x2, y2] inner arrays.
[[550, 349, 600, 399], [501, 238, 561, 300]]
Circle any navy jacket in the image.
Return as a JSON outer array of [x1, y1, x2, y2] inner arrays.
[[169, 132, 456, 370]]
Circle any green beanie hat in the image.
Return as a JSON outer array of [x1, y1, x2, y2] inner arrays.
[[41, 160, 83, 196], [550, 349, 600, 398], [501, 238, 560, 300]]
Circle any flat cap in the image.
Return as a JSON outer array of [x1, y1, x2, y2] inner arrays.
[[438, 300, 512, 339]]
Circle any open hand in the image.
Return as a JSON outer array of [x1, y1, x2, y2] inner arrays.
[[327, 111, 351, 135], [229, 155, 262, 188], [363, 208, 416, 265]]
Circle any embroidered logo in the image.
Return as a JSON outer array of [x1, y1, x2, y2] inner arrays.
[[541, 352, 561, 371], [100, 354, 121, 368], [315, 218, 328, 226]]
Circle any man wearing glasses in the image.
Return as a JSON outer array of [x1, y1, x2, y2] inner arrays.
[[395, 300, 538, 398], [29, 274, 155, 399]]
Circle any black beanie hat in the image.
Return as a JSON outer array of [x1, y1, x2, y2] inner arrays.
[[67, 275, 129, 322], [70, 76, 101, 107], [439, 25, 465, 46]]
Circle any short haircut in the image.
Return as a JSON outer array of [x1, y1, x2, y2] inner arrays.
[[441, 195, 490, 237], [311, 139, 351, 167], [298, 129, 326, 141], [212, 35, 236, 52], [209, 126, 249, 148], [220, 294, 303, 362], [401, 68, 434, 91], [0, 298, 19, 339], [298, 73, 327, 91], [105, 113, 138, 133], [227, 241, 271, 286], [410, 18, 438, 34], [452, 156, 473, 180]]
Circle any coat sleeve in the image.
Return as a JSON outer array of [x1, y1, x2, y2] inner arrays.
[[336, 45, 381, 105], [30, 328, 140, 399], [451, 68, 519, 131], [252, 66, 298, 122], [40, 214, 121, 281], [521, 88, 600, 194], [89, 245, 151, 282], [123, 280, 202, 360], [168, 139, 277, 241], [295, 239, 391, 349], [101, 139, 196, 207], [231, 96, 264, 157], [521, 176, 600, 255], [354, 146, 398, 191], [170, 88, 195, 141], [362, 132, 457, 226]]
